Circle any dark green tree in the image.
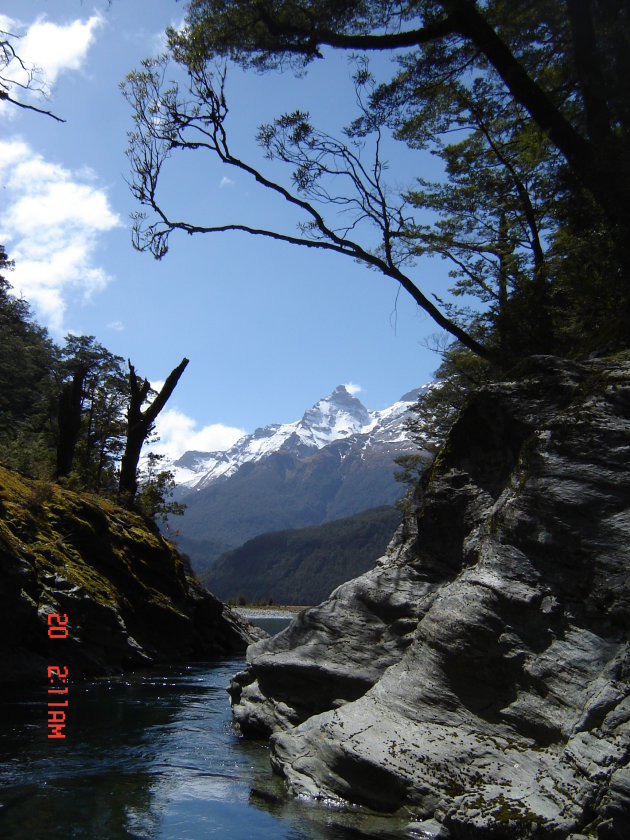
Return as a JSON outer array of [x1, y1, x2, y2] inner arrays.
[[0, 249, 188, 500], [394, 346, 492, 497], [55, 335, 127, 486], [136, 452, 186, 526], [83, 358, 128, 491], [0, 246, 57, 475], [386, 69, 558, 359]]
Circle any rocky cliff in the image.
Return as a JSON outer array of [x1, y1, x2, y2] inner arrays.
[[0, 466, 261, 685], [230, 356, 630, 839]]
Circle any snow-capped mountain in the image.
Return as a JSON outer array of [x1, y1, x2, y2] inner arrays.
[[169, 384, 425, 493], [167, 383, 438, 587]]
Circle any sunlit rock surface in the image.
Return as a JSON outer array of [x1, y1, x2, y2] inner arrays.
[[231, 356, 630, 838]]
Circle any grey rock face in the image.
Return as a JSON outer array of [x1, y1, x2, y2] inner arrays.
[[230, 357, 630, 838]]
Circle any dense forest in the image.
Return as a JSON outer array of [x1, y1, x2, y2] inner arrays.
[[0, 244, 185, 522], [205, 505, 402, 605]]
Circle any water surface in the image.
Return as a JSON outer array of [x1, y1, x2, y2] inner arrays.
[[0, 617, 368, 840]]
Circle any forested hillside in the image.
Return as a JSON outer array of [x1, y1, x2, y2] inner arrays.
[[204, 506, 401, 605], [0, 245, 185, 520]]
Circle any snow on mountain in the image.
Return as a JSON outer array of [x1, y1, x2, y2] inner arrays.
[[169, 384, 426, 492], [296, 385, 372, 447]]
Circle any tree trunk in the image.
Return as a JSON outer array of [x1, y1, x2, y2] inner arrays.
[[453, 0, 630, 248], [55, 367, 87, 478], [118, 357, 189, 503], [496, 212, 510, 356]]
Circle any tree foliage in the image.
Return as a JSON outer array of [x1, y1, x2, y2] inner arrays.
[[124, 0, 630, 365], [389, 70, 558, 358], [0, 247, 187, 520], [55, 335, 127, 490], [0, 247, 57, 475], [394, 346, 492, 497], [136, 452, 186, 527]]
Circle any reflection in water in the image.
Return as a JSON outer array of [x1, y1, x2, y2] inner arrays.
[[0, 617, 375, 839]]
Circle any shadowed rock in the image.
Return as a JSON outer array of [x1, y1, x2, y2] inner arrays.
[[231, 356, 630, 838], [0, 467, 262, 684]]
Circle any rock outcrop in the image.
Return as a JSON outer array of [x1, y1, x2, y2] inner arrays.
[[0, 466, 262, 685], [230, 356, 630, 838]]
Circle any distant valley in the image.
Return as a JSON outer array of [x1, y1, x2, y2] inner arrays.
[[203, 506, 402, 606], [164, 385, 433, 598]]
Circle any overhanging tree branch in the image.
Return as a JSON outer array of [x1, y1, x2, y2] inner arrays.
[[182, 1, 628, 235], [1, 32, 65, 122], [123, 59, 490, 360], [0, 90, 65, 122], [254, 5, 460, 53]]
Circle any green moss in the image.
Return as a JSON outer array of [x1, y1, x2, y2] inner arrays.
[[427, 440, 449, 486], [127, 525, 161, 548], [600, 349, 630, 364], [486, 792, 541, 826], [0, 464, 193, 613]]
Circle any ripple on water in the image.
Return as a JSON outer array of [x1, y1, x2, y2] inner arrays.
[[0, 659, 378, 840]]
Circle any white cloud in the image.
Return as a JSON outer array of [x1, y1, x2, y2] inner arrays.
[[0, 138, 121, 333], [0, 137, 29, 170], [151, 17, 186, 53], [107, 320, 124, 332], [344, 382, 362, 396], [219, 175, 235, 188], [149, 379, 165, 395], [0, 13, 104, 103], [148, 408, 245, 460]]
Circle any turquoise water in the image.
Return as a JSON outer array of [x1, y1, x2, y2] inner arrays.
[[0, 618, 366, 840]]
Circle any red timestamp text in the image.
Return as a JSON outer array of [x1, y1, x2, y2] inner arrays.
[[47, 613, 69, 740], [48, 612, 69, 639]]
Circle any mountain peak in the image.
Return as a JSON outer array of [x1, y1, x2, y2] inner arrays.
[[314, 384, 367, 413], [296, 385, 371, 448], [166, 382, 427, 491]]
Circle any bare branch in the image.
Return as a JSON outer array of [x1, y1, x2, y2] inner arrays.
[[0, 89, 65, 122], [1, 32, 65, 121], [123, 57, 490, 360]]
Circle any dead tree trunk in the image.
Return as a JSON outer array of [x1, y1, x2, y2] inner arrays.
[[55, 366, 87, 478], [118, 357, 189, 503]]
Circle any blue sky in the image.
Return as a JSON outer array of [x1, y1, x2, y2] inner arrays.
[[1, 0, 452, 459]]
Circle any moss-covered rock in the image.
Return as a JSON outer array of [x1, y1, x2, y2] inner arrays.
[[0, 466, 261, 684]]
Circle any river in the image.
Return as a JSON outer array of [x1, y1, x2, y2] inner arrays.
[[0, 615, 368, 840]]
